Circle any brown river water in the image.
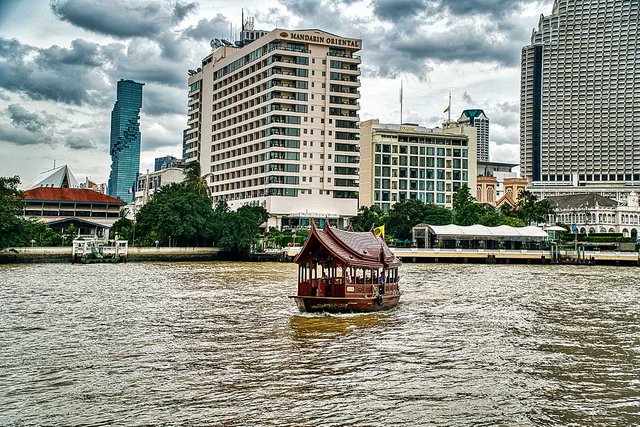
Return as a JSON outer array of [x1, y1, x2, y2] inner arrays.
[[0, 262, 638, 426]]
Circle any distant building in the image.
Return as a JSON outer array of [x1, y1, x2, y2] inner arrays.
[[476, 176, 527, 208], [108, 79, 144, 203], [548, 193, 640, 239], [187, 28, 362, 229], [134, 167, 185, 209], [79, 177, 107, 194], [520, 0, 640, 187], [359, 119, 477, 212], [25, 165, 80, 190], [154, 155, 184, 172], [477, 161, 517, 178], [458, 109, 489, 162], [476, 161, 524, 207], [22, 188, 125, 238]]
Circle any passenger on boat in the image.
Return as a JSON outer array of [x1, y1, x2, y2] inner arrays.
[[378, 272, 386, 295]]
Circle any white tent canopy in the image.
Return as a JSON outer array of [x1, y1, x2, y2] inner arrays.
[[418, 224, 548, 239]]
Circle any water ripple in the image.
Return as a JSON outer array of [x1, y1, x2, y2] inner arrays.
[[0, 262, 638, 425]]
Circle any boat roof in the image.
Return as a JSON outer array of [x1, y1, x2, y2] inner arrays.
[[294, 222, 401, 269]]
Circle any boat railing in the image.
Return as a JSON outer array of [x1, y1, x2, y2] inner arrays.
[[298, 278, 398, 298]]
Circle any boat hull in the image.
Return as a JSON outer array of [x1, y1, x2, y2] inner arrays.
[[290, 294, 401, 313]]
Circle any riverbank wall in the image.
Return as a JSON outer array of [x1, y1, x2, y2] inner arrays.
[[0, 247, 219, 263]]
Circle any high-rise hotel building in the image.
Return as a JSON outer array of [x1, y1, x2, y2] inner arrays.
[[185, 29, 361, 228], [521, 0, 640, 187]]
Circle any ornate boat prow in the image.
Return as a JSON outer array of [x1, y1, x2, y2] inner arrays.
[[290, 221, 402, 313]]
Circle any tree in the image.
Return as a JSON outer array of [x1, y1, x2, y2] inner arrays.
[[111, 216, 134, 242], [0, 176, 26, 249], [514, 190, 555, 225], [183, 160, 211, 198], [452, 185, 484, 226], [423, 203, 453, 225], [135, 183, 215, 246], [387, 199, 430, 240], [216, 208, 261, 254], [351, 205, 384, 232]]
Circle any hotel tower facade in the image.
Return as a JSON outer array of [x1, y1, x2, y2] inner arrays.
[[520, 0, 640, 187], [185, 29, 361, 228]]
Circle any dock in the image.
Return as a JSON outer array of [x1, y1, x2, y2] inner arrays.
[[286, 247, 640, 266]]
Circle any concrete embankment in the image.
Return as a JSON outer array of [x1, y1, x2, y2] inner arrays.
[[0, 247, 219, 263]]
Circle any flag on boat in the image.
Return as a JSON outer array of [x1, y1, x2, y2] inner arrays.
[[373, 225, 385, 238]]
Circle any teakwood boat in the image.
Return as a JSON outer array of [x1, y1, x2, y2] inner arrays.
[[290, 222, 402, 313]]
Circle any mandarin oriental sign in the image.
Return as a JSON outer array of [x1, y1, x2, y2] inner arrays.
[[286, 32, 361, 48]]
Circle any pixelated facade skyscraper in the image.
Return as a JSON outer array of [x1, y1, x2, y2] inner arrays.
[[108, 79, 144, 203]]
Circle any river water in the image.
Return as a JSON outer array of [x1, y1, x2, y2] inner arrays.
[[0, 262, 638, 426]]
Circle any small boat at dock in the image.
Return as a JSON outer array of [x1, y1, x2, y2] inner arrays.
[[72, 238, 128, 263], [290, 222, 402, 313]]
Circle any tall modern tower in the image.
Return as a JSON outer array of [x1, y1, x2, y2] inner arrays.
[[108, 79, 144, 203], [186, 28, 361, 229], [520, 0, 640, 187], [458, 109, 489, 162]]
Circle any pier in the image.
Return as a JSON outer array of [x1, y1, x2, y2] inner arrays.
[[286, 247, 640, 266]]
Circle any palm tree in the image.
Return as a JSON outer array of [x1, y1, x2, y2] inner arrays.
[[183, 160, 211, 199]]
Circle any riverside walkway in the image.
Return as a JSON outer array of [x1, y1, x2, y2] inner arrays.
[[286, 247, 640, 266]]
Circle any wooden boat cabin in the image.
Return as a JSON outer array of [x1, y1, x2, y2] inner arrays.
[[291, 222, 402, 313]]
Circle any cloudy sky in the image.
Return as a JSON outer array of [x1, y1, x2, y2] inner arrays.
[[0, 0, 553, 186]]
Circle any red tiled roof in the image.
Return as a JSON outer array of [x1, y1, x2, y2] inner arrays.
[[23, 188, 125, 204], [295, 223, 402, 268]]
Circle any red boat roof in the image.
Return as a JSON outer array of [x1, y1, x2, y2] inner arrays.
[[23, 188, 125, 204], [295, 222, 401, 269]]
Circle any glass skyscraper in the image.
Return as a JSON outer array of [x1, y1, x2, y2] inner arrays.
[[108, 79, 144, 203], [520, 0, 640, 185]]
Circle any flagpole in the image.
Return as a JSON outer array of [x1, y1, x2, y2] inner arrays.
[[400, 80, 403, 124], [448, 92, 451, 122]]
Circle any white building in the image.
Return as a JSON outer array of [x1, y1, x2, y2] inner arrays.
[[134, 167, 185, 209], [25, 165, 80, 190], [185, 28, 361, 229], [548, 193, 640, 239]]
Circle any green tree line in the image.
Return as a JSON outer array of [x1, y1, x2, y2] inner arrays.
[[351, 184, 555, 241]]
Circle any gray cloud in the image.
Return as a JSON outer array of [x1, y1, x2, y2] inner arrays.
[[462, 91, 474, 104], [143, 84, 187, 116], [372, 0, 429, 22], [64, 134, 96, 150], [0, 36, 194, 107], [0, 37, 112, 105], [0, 122, 52, 145], [273, 0, 545, 78], [0, 104, 55, 146], [8, 104, 51, 132], [50, 0, 197, 38], [183, 14, 232, 41], [1, 104, 104, 150]]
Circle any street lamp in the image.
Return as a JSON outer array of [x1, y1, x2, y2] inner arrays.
[[169, 235, 172, 247], [155, 240, 159, 248], [30, 239, 35, 247]]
